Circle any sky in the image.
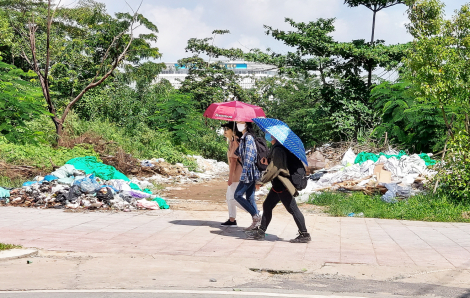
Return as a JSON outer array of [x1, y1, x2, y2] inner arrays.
[[62, 0, 464, 63]]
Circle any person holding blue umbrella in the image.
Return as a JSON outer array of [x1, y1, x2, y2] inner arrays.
[[246, 118, 311, 243]]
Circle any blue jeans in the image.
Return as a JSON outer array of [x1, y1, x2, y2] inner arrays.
[[234, 181, 259, 217]]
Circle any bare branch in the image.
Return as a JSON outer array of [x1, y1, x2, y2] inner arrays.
[[91, 32, 125, 83], [61, 11, 139, 122], [91, 4, 144, 83], [124, 0, 136, 15]]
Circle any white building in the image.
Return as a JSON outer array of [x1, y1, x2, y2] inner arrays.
[[157, 61, 278, 89]]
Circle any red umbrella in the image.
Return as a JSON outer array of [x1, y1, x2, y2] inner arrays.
[[203, 101, 266, 122]]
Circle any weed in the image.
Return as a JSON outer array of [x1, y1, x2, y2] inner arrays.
[[308, 191, 470, 222], [0, 138, 99, 171], [0, 176, 26, 188], [0, 243, 22, 250]]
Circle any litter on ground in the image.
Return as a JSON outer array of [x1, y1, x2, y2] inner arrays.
[[0, 155, 230, 211], [298, 146, 437, 203]]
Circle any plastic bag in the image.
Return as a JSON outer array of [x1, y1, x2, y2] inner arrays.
[[381, 183, 398, 203], [397, 184, 412, 198], [0, 187, 10, 198], [96, 187, 114, 204], [122, 190, 151, 199], [310, 171, 326, 181], [152, 196, 170, 209], [107, 179, 132, 191], [341, 148, 356, 166], [73, 175, 101, 194], [51, 164, 83, 179], [43, 175, 58, 182], [136, 199, 160, 210]]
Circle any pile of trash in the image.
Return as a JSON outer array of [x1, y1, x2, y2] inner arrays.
[[138, 155, 229, 185], [298, 147, 438, 203], [0, 156, 169, 211]]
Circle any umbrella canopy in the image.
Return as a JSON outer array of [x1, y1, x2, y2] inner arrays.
[[252, 118, 308, 166], [203, 101, 266, 122]]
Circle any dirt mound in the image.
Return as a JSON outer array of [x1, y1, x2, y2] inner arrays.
[[100, 148, 142, 176], [0, 161, 45, 180], [60, 131, 115, 154]]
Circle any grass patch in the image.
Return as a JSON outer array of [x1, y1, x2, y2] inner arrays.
[[308, 191, 470, 222], [28, 114, 202, 170], [0, 176, 26, 188], [0, 140, 99, 171], [0, 243, 22, 250], [2, 111, 228, 173]]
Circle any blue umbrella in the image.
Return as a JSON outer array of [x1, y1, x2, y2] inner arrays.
[[252, 118, 308, 166]]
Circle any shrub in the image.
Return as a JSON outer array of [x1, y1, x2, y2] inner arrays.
[[436, 132, 470, 204], [309, 191, 470, 222]]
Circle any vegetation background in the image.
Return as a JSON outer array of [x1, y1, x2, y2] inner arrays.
[[1, 0, 469, 206]]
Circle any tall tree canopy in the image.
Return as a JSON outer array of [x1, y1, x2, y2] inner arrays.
[[0, 0, 162, 140], [184, 18, 407, 141], [344, 0, 405, 86]]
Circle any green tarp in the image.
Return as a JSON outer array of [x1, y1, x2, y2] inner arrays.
[[66, 156, 129, 181], [354, 151, 437, 166], [152, 197, 170, 209], [419, 153, 437, 166], [66, 156, 170, 209]]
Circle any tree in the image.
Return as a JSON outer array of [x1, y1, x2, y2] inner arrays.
[[178, 56, 250, 111], [344, 0, 405, 87], [404, 0, 470, 138], [0, 58, 48, 143], [180, 30, 251, 111], [185, 18, 407, 140], [1, 0, 162, 141], [404, 0, 470, 201], [345, 0, 405, 43], [371, 80, 446, 152]]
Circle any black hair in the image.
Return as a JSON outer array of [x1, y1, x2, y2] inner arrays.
[[222, 121, 242, 139], [245, 122, 256, 136]]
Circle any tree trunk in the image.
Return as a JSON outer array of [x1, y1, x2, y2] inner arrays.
[[371, 9, 377, 44], [51, 116, 63, 145], [368, 9, 377, 88]]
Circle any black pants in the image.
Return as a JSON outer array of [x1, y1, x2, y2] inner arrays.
[[260, 188, 308, 233]]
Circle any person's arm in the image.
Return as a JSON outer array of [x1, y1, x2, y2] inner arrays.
[[228, 157, 238, 186], [259, 146, 288, 184]]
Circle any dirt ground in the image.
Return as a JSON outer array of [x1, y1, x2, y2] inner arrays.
[[160, 178, 327, 215]]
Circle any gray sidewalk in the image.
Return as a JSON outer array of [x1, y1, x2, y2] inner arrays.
[[1, 206, 470, 269]]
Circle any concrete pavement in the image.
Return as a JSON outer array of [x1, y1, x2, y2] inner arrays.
[[1, 207, 470, 268], [0, 206, 469, 294]]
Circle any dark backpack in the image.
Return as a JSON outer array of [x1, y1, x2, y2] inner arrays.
[[285, 149, 308, 191], [246, 133, 269, 172]]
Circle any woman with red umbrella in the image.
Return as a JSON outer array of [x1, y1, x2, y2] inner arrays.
[[220, 121, 244, 227], [204, 101, 265, 229]]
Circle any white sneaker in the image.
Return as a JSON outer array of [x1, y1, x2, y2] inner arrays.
[[244, 214, 261, 231]]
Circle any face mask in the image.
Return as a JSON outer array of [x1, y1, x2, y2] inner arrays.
[[237, 123, 246, 132], [265, 133, 272, 142]]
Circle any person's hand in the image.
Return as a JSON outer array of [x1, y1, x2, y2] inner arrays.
[[227, 179, 233, 186], [255, 184, 261, 191]]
